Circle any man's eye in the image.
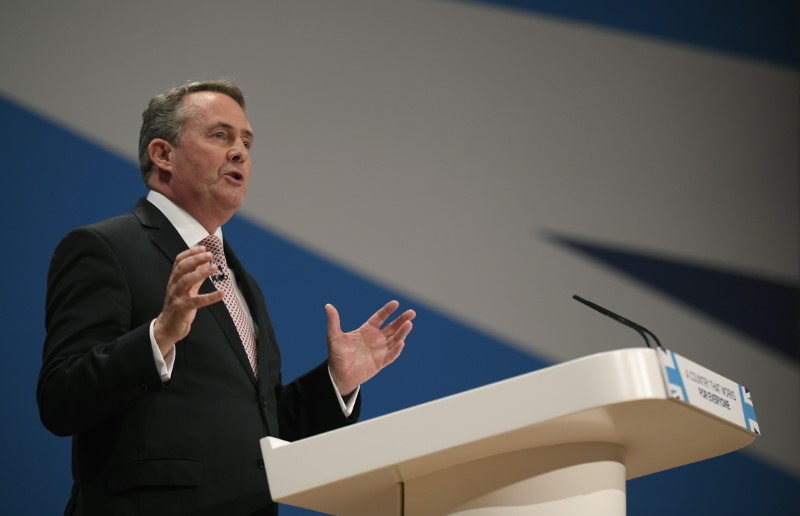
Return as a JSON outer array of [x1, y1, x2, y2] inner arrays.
[[214, 132, 226, 140], [243, 140, 252, 149]]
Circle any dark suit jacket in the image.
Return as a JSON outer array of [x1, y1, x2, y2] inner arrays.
[[37, 198, 359, 515]]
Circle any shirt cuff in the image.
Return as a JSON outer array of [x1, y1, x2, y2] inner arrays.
[[328, 366, 359, 417], [150, 319, 175, 382]]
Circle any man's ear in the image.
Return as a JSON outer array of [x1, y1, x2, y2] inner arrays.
[[148, 138, 174, 172]]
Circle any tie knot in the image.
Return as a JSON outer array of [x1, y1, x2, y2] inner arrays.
[[200, 235, 227, 268]]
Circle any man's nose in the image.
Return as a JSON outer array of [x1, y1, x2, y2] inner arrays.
[[228, 142, 248, 163]]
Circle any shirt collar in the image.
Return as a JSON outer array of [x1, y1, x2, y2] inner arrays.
[[146, 190, 224, 247]]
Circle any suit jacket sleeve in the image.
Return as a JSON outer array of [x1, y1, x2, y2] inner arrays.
[[276, 361, 361, 442], [37, 226, 165, 437]]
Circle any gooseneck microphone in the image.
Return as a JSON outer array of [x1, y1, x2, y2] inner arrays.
[[573, 294, 663, 350]]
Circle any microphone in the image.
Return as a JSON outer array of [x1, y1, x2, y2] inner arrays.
[[210, 261, 229, 282], [573, 294, 663, 349]]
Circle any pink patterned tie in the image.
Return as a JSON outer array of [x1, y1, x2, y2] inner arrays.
[[200, 235, 258, 376]]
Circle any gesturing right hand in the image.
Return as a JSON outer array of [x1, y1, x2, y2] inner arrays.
[[153, 246, 225, 355]]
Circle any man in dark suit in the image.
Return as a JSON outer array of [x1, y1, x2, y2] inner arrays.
[[37, 79, 415, 515]]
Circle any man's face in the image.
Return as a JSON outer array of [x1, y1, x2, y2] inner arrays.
[[165, 91, 253, 231]]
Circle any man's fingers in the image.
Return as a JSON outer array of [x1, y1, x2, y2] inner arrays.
[[168, 246, 222, 297], [173, 262, 217, 294], [365, 300, 401, 329], [174, 245, 211, 268], [325, 303, 341, 338], [382, 321, 411, 366], [381, 309, 417, 335], [176, 244, 211, 259], [191, 289, 225, 309], [387, 320, 413, 348], [173, 248, 215, 278]]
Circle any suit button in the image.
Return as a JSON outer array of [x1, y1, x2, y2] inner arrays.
[[257, 459, 265, 470]]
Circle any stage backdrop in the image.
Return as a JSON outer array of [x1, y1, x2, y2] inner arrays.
[[1, 1, 797, 514]]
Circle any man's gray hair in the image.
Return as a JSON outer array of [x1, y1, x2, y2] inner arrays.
[[138, 79, 246, 184]]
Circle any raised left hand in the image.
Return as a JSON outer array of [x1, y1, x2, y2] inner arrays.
[[326, 300, 416, 396]]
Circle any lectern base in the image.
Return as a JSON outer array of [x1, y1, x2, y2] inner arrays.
[[404, 442, 626, 516]]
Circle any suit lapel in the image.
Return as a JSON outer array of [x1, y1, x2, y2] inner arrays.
[[132, 198, 257, 384], [132, 198, 187, 264]]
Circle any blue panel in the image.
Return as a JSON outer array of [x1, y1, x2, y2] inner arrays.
[[1, 97, 145, 514], [550, 233, 800, 361], [463, 0, 799, 67]]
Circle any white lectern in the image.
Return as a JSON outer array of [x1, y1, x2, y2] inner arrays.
[[260, 348, 759, 515]]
